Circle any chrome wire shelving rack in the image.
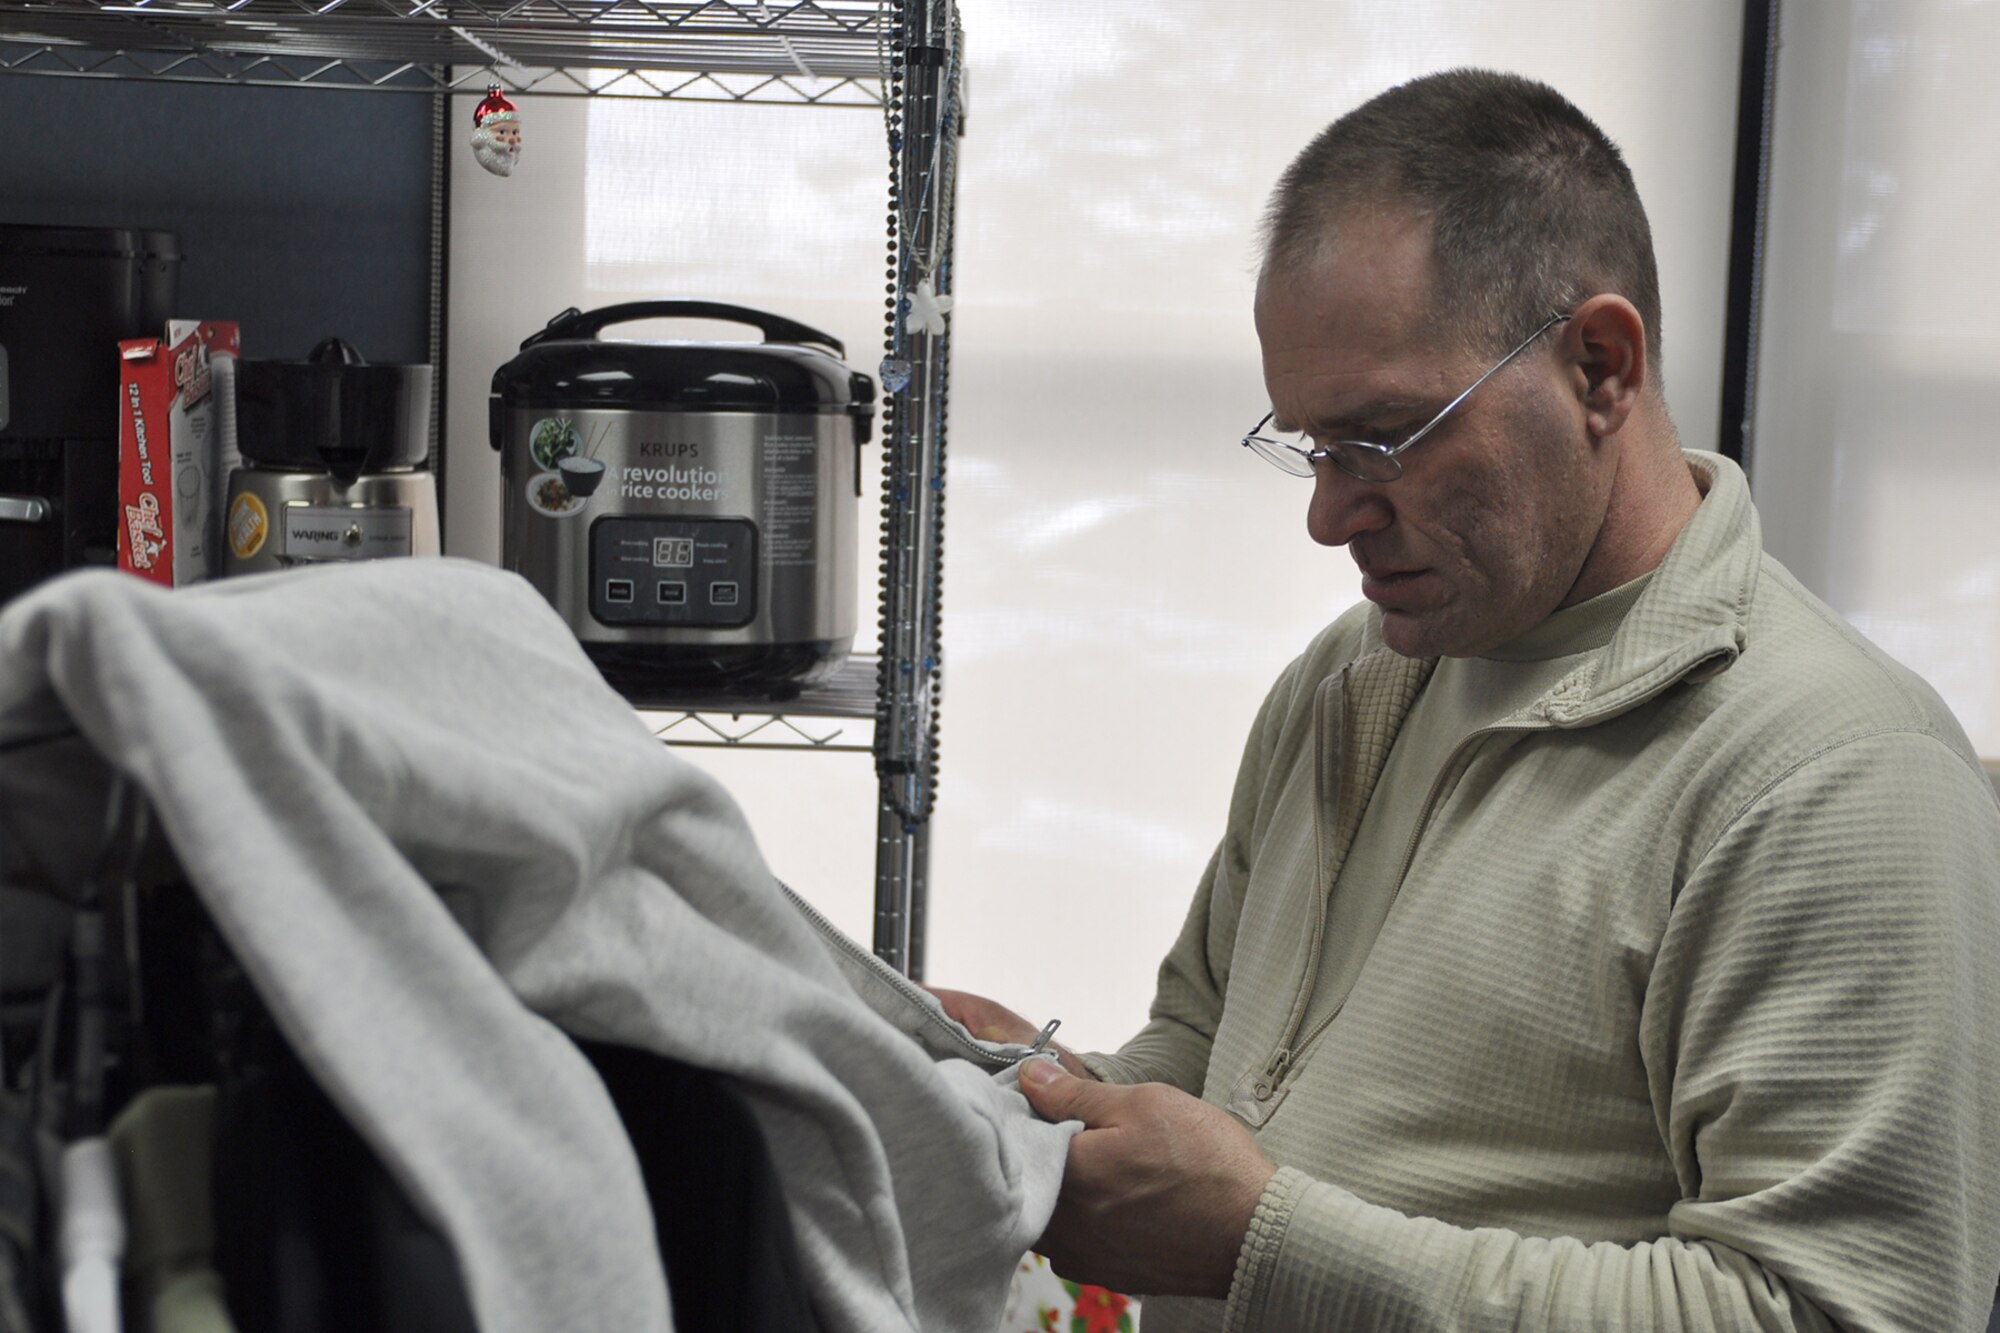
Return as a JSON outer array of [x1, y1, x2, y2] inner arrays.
[[0, 0, 892, 104], [0, 0, 959, 977]]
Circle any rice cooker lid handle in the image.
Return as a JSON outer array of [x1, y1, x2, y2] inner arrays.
[[521, 302, 845, 359]]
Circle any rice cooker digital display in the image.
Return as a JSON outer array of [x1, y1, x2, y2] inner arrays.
[[590, 515, 756, 629]]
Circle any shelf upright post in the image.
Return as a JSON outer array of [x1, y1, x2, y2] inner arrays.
[[428, 85, 451, 540], [872, 0, 958, 978], [907, 818, 930, 980]]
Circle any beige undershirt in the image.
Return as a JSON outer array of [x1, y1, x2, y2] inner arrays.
[[1300, 573, 1654, 1030]]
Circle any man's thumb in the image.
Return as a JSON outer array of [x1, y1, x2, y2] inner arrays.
[[1016, 1054, 1099, 1124]]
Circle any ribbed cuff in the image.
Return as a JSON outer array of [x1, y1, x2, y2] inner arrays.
[[1222, 1165, 1308, 1333]]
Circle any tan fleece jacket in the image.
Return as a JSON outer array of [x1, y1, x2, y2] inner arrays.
[[1084, 452, 2000, 1332]]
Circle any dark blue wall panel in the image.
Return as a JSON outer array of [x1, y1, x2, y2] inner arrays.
[[0, 75, 433, 364]]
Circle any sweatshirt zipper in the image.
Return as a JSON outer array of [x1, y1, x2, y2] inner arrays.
[[1226, 676, 1345, 1121], [1236, 717, 1549, 1117], [1273, 675, 1342, 1061], [779, 879, 1020, 1070]]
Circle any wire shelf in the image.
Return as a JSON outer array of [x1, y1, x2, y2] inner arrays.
[[636, 651, 879, 751], [0, 0, 893, 101], [644, 710, 872, 750]]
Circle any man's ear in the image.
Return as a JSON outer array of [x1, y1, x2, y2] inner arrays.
[[1563, 294, 1648, 440]]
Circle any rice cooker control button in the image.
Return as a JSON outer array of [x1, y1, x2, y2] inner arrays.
[[589, 516, 756, 629]]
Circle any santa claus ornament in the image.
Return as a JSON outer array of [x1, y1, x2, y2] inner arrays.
[[470, 85, 522, 177]]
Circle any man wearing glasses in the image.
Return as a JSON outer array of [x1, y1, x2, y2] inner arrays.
[[938, 69, 2000, 1331]]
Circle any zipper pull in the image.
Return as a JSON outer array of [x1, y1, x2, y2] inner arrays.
[[1262, 1049, 1292, 1095], [1224, 1048, 1293, 1127]]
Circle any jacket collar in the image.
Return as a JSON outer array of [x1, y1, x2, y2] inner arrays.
[[1350, 449, 1758, 729], [1544, 450, 1756, 724]]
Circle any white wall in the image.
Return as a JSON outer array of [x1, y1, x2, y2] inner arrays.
[[1753, 0, 2000, 762], [447, 1, 1744, 1054]]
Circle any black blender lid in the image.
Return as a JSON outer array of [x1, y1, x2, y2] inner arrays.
[[236, 338, 433, 479], [0, 223, 180, 261], [490, 301, 875, 413]]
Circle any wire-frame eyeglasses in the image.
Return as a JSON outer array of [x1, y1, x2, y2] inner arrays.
[[1241, 312, 1570, 483]]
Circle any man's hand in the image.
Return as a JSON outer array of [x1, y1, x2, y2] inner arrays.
[[925, 986, 1038, 1044], [1016, 1057, 1276, 1299], [925, 987, 1095, 1079]]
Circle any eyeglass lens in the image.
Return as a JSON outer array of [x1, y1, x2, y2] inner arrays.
[[1244, 426, 1402, 483], [1243, 432, 1315, 476]]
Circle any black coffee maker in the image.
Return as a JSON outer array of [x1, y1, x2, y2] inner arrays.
[[0, 224, 181, 606]]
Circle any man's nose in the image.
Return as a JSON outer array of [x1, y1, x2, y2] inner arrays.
[[1306, 463, 1393, 547]]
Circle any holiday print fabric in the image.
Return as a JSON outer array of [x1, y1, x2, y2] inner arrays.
[[998, 1253, 1138, 1333]]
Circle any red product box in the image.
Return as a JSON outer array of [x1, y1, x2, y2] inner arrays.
[[116, 320, 240, 586]]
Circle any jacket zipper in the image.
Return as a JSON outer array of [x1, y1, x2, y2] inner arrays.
[[1226, 675, 1345, 1120], [778, 879, 1021, 1070], [1273, 675, 1342, 1060], [1240, 717, 1549, 1111]]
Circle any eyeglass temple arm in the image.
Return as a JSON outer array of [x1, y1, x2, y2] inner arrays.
[[1393, 313, 1570, 456], [1246, 311, 1566, 453]]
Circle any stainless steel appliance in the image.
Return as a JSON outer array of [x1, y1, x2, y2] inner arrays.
[[224, 338, 439, 574], [491, 302, 875, 701], [0, 224, 180, 604]]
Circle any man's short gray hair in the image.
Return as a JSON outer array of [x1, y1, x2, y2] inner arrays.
[[1261, 69, 1663, 374]]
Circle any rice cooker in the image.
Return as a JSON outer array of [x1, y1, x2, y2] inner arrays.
[[492, 301, 875, 701]]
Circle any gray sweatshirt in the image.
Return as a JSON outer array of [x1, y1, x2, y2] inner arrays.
[[0, 559, 1076, 1333]]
